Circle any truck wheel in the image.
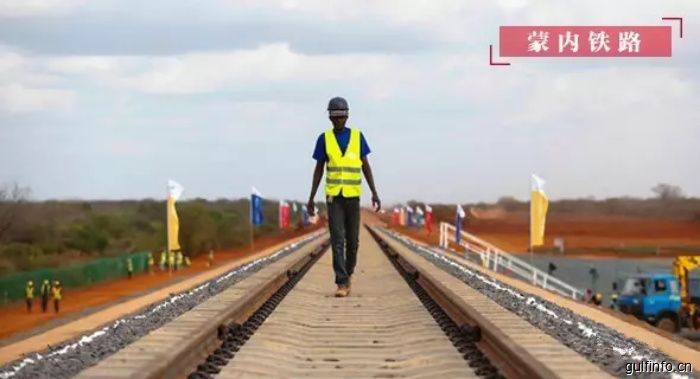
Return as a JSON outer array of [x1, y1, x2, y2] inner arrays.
[[656, 317, 677, 333]]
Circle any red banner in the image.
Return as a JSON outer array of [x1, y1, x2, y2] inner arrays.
[[278, 203, 290, 229], [500, 26, 672, 57], [283, 206, 290, 228]]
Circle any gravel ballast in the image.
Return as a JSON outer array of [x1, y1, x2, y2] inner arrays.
[[380, 228, 695, 379], [0, 231, 325, 379]]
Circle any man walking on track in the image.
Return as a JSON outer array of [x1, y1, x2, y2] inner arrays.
[[307, 96, 381, 298]]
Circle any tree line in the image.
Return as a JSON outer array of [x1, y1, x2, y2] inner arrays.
[[0, 184, 323, 274], [400, 183, 700, 226]]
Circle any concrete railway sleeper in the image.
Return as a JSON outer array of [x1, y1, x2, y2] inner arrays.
[[378, 226, 699, 379], [187, 244, 328, 379], [216, 224, 480, 378], [73, 222, 619, 378], [366, 225, 504, 378], [73, 235, 331, 379]]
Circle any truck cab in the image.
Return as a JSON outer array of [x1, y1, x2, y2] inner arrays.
[[617, 273, 682, 332]]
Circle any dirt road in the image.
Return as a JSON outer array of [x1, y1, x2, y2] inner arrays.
[[387, 212, 700, 258]]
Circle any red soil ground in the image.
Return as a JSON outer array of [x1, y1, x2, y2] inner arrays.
[[384, 212, 700, 258], [0, 225, 323, 342]]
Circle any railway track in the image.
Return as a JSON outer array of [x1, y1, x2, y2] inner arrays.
[[6, 219, 695, 378], [71, 223, 630, 379]]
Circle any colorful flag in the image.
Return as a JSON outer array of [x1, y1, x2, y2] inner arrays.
[[399, 207, 405, 226], [392, 208, 399, 226], [406, 206, 414, 227], [530, 174, 549, 247], [292, 202, 298, 226], [301, 205, 309, 226], [292, 202, 302, 227], [455, 204, 466, 244], [415, 206, 424, 229], [425, 204, 433, 234], [251, 187, 264, 225], [283, 202, 291, 228], [278, 200, 291, 229], [166, 180, 184, 253]]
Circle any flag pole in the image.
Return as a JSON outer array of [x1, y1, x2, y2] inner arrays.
[[529, 228, 534, 283], [529, 177, 535, 284], [529, 179, 533, 283], [166, 196, 172, 275], [249, 196, 255, 251]]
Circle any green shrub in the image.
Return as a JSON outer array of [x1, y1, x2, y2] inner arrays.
[[0, 197, 318, 273], [0, 243, 44, 271], [65, 223, 108, 253]]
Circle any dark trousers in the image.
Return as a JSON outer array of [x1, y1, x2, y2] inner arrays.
[[54, 299, 60, 313], [26, 299, 32, 313], [327, 195, 360, 286], [41, 295, 48, 312]]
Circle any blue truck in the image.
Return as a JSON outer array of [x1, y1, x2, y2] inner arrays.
[[617, 257, 700, 332]]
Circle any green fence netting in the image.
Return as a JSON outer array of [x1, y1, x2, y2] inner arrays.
[[0, 251, 151, 305]]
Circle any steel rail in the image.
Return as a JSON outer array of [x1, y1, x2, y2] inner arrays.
[[151, 240, 330, 379], [75, 236, 330, 379], [367, 225, 557, 379]]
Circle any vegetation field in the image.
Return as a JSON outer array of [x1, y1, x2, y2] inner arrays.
[[0, 184, 323, 275]]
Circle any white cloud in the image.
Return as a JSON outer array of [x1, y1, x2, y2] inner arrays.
[[0, 0, 87, 17], [214, 0, 700, 45], [46, 56, 125, 74], [505, 66, 693, 126], [46, 44, 399, 94], [0, 84, 75, 113], [1, 0, 699, 198], [0, 46, 76, 113]]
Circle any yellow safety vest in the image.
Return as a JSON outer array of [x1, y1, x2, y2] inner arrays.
[[52, 286, 62, 300], [26, 285, 34, 299], [324, 128, 362, 197]]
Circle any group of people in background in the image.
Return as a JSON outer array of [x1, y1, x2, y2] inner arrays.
[[125, 250, 198, 279], [22, 248, 218, 316], [125, 252, 157, 279], [24, 279, 62, 314], [157, 250, 195, 272], [22, 249, 217, 316]]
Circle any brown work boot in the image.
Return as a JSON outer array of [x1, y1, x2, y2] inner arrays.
[[335, 285, 349, 297], [347, 278, 352, 295]]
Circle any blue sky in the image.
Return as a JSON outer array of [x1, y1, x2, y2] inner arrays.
[[0, 0, 698, 203]]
